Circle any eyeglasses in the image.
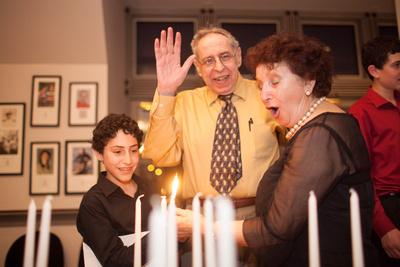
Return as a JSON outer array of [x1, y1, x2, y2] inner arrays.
[[198, 52, 236, 68]]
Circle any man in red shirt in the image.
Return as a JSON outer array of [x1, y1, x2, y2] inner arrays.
[[350, 36, 400, 266]]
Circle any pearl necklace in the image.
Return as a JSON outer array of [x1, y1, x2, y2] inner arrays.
[[285, 97, 326, 139]]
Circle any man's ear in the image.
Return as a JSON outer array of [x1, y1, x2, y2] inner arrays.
[[367, 65, 380, 79], [194, 60, 202, 77], [235, 47, 242, 67]]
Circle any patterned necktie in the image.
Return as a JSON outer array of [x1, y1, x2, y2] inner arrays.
[[210, 93, 242, 194]]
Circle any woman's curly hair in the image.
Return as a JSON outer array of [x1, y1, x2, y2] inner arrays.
[[245, 32, 333, 97], [91, 114, 143, 153]]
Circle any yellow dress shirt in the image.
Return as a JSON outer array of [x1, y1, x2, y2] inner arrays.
[[142, 75, 281, 199]]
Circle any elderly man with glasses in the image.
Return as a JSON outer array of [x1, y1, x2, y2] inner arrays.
[[143, 27, 282, 218]]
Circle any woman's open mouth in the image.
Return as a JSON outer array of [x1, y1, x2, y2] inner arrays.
[[268, 107, 279, 118]]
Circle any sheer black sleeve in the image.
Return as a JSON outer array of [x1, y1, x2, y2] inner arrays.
[[243, 124, 351, 247]]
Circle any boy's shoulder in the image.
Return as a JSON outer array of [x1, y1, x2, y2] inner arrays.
[[349, 92, 371, 114]]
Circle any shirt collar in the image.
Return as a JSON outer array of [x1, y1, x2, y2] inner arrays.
[[98, 171, 145, 198], [97, 172, 120, 197], [367, 87, 400, 109], [206, 74, 247, 106]]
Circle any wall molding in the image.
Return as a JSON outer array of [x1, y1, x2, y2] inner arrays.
[[0, 209, 77, 227]]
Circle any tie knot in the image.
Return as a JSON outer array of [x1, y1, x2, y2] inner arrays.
[[218, 93, 233, 102]]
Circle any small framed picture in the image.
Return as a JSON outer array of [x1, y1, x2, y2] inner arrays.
[[65, 140, 99, 194], [68, 82, 98, 126], [0, 103, 25, 175], [30, 75, 61, 127], [30, 142, 60, 195]]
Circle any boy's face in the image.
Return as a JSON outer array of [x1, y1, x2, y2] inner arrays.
[[95, 130, 139, 187], [373, 52, 400, 91]]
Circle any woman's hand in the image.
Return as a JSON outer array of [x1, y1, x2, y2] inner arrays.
[[154, 27, 195, 96], [176, 207, 197, 242]]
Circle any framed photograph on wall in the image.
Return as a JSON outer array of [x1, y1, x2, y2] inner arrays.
[[30, 75, 61, 127], [65, 140, 99, 194], [0, 103, 25, 175], [68, 82, 98, 126], [30, 142, 60, 195]]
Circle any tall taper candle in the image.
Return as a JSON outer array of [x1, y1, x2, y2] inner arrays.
[[350, 188, 364, 267], [147, 198, 165, 267], [161, 195, 167, 216], [134, 194, 144, 267], [192, 193, 202, 267], [167, 175, 179, 267], [23, 199, 36, 267], [204, 197, 216, 267], [215, 196, 237, 267], [35, 196, 52, 267], [308, 191, 320, 267], [160, 195, 167, 266]]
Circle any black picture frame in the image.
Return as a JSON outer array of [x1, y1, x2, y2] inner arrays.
[[65, 140, 99, 194], [30, 75, 62, 127], [0, 103, 25, 175], [68, 82, 98, 126], [29, 142, 60, 195]]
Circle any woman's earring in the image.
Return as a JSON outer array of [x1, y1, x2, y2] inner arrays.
[[305, 90, 311, 96]]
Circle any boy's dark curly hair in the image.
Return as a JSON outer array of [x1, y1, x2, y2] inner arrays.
[[91, 114, 143, 154]]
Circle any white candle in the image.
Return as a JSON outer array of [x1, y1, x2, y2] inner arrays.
[[215, 196, 237, 267], [35, 196, 52, 267], [308, 191, 320, 267], [161, 195, 167, 216], [192, 193, 202, 267], [167, 200, 177, 267], [204, 197, 216, 267], [23, 199, 36, 267], [167, 175, 179, 267], [134, 194, 144, 267], [147, 198, 166, 267], [350, 188, 365, 267]]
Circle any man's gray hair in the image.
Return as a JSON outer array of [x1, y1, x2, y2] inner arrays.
[[191, 27, 240, 57]]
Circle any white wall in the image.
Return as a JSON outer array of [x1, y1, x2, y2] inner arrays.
[[0, 0, 107, 64], [103, 0, 131, 114]]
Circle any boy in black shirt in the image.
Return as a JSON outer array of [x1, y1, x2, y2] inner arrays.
[[77, 114, 154, 267]]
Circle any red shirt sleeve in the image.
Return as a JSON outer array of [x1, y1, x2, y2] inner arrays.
[[350, 104, 397, 238], [373, 187, 397, 237]]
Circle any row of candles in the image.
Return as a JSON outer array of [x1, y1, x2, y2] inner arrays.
[[23, 175, 364, 267], [138, 175, 237, 267], [136, 176, 366, 267]]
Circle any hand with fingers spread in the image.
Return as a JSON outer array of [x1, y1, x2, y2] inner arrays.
[[154, 27, 196, 96]]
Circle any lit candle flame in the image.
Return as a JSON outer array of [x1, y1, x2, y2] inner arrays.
[[170, 174, 179, 201]]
